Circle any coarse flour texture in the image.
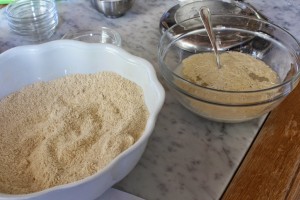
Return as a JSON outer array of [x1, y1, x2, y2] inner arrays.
[[0, 72, 149, 194], [182, 51, 279, 91], [179, 51, 280, 122]]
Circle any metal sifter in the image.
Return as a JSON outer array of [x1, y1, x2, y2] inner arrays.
[[159, 0, 270, 53]]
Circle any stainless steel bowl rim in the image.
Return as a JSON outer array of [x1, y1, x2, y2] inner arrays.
[[92, 0, 135, 18]]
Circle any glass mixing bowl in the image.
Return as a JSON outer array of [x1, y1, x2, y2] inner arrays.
[[62, 27, 122, 46], [158, 15, 300, 123]]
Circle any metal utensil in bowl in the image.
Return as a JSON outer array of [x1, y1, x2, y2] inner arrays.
[[92, 0, 135, 18], [159, 0, 268, 52]]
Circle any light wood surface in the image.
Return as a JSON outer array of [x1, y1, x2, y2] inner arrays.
[[221, 83, 300, 200]]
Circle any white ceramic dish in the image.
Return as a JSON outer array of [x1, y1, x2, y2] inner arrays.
[[0, 40, 165, 200]]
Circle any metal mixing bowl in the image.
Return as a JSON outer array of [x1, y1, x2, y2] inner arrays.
[[92, 0, 135, 18]]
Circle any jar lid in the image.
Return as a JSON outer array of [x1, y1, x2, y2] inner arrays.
[[159, 0, 268, 51]]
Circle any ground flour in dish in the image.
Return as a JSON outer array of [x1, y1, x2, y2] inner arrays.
[[0, 72, 149, 194], [182, 51, 279, 91], [178, 51, 280, 122]]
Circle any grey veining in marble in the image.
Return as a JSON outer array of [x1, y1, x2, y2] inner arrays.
[[0, 0, 299, 200]]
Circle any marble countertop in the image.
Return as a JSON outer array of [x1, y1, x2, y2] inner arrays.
[[0, 0, 299, 199]]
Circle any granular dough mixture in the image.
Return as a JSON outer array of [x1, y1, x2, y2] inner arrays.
[[182, 51, 279, 91], [0, 72, 149, 194], [178, 51, 280, 122]]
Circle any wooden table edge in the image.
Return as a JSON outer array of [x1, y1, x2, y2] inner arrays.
[[221, 83, 300, 200]]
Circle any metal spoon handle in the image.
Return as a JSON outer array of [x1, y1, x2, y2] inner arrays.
[[199, 7, 221, 69]]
